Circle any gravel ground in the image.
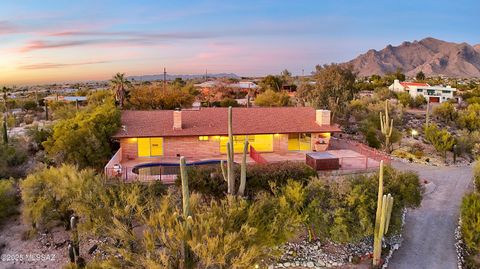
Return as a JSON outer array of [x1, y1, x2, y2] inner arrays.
[[388, 161, 473, 269]]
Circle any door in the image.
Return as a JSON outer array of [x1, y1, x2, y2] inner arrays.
[[137, 137, 164, 157], [250, 134, 273, 152], [429, 97, 440, 103], [150, 137, 163, 156], [138, 138, 151, 157]]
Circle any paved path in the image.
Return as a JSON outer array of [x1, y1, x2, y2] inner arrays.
[[388, 161, 473, 269]]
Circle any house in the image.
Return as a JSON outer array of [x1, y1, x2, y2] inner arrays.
[[388, 79, 456, 103], [105, 107, 341, 181]]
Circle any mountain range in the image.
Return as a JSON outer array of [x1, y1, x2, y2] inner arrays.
[[345, 37, 480, 78], [128, 73, 240, 81]]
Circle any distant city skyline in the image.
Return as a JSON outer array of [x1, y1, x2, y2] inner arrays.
[[1, 0, 479, 85]]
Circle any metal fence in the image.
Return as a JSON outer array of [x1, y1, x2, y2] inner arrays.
[[329, 137, 391, 164]]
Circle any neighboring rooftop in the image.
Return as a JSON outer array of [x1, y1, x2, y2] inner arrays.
[[113, 107, 341, 138], [400, 82, 430, 88]]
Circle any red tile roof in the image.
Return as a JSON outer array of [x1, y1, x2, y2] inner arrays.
[[113, 107, 341, 138], [400, 82, 430, 88]]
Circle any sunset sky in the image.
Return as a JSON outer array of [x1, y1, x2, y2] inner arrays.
[[1, 0, 479, 85]]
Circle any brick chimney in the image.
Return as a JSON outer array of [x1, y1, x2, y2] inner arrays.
[[315, 109, 331, 126], [173, 109, 182, 130]]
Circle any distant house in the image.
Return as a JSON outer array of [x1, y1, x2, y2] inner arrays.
[[388, 79, 456, 103], [105, 107, 340, 181]]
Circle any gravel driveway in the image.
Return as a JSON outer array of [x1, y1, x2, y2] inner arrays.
[[388, 161, 473, 269]]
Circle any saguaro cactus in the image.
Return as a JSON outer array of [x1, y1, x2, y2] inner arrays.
[[2, 115, 7, 145], [425, 98, 430, 127], [373, 161, 394, 267], [238, 138, 248, 196], [220, 106, 249, 196], [380, 100, 393, 153], [179, 156, 194, 269], [69, 215, 80, 264]]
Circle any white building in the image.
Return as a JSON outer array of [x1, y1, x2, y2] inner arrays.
[[388, 79, 456, 103]]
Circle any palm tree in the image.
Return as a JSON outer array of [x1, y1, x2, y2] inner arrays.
[[110, 73, 132, 109]]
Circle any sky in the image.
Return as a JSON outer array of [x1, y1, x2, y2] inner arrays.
[[1, 0, 479, 85]]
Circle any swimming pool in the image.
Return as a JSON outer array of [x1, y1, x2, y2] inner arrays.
[[132, 160, 223, 175]]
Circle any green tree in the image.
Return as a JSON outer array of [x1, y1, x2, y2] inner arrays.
[[424, 123, 455, 160], [397, 92, 413, 107], [254, 89, 291, 107], [258, 75, 284, 92], [128, 84, 194, 110], [110, 73, 132, 109], [43, 100, 120, 169], [298, 64, 357, 120], [415, 71, 426, 81]]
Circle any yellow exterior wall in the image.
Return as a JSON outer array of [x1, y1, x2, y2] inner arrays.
[[137, 137, 164, 157], [220, 134, 274, 153], [251, 134, 273, 152], [138, 138, 150, 157]]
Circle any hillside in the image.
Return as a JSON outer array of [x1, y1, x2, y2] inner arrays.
[[345, 37, 480, 78]]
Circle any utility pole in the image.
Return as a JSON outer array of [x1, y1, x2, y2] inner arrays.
[[163, 67, 167, 90], [205, 69, 208, 82]]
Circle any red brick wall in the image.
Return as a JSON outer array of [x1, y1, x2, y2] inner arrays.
[[121, 138, 138, 159], [164, 136, 221, 158]]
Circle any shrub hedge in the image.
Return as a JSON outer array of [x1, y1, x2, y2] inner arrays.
[[179, 161, 317, 198]]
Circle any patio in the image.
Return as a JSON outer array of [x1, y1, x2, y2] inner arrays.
[[105, 148, 382, 184]]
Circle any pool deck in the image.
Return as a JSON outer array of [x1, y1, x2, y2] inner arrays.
[[106, 149, 381, 184]]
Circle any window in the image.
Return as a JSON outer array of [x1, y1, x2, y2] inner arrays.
[[288, 133, 311, 151], [427, 90, 435, 95], [417, 89, 423, 92], [199, 136, 209, 141], [442, 90, 450, 94]]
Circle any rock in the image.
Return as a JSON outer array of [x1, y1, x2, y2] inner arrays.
[[306, 261, 314, 267]]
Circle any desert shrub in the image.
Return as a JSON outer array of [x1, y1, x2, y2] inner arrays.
[[303, 166, 422, 243], [92, 182, 304, 268], [0, 141, 28, 178], [219, 98, 240, 107], [20, 165, 100, 229], [474, 161, 480, 190], [26, 124, 52, 152], [0, 179, 18, 222], [396, 92, 413, 107], [20, 164, 165, 234], [424, 123, 455, 159], [412, 95, 427, 108], [22, 100, 38, 111], [365, 127, 381, 149], [182, 161, 316, 198], [433, 102, 458, 123], [457, 104, 480, 132], [461, 192, 480, 268]]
